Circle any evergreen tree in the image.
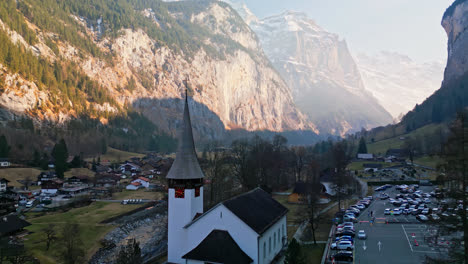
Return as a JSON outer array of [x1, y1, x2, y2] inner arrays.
[[284, 238, 305, 264], [116, 239, 142, 264], [0, 135, 10, 158], [32, 149, 41, 167], [52, 139, 68, 178], [357, 137, 368, 154]]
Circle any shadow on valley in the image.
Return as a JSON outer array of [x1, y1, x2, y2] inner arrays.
[[133, 96, 323, 148]]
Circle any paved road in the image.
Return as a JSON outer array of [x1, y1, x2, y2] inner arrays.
[[353, 185, 446, 264]]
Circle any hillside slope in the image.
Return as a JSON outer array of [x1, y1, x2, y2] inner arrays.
[[0, 0, 317, 143]]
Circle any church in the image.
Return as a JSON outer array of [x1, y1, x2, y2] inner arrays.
[[166, 92, 288, 264]]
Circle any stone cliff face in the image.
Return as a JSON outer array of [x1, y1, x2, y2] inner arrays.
[[0, 1, 317, 139], [442, 0, 468, 82], [246, 10, 392, 135]]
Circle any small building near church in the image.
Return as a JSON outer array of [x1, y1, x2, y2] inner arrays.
[[0, 158, 10, 167]]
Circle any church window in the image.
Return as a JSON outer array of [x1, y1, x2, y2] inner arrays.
[[175, 188, 185, 198], [269, 237, 271, 253], [274, 233, 276, 249], [282, 224, 285, 238], [278, 228, 280, 243], [195, 187, 200, 197], [263, 242, 266, 258]]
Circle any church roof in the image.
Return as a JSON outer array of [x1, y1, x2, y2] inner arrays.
[[185, 188, 288, 234], [223, 188, 288, 234], [182, 229, 252, 264], [166, 91, 204, 180]]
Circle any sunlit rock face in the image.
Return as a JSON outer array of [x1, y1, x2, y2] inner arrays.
[[442, 0, 468, 82]]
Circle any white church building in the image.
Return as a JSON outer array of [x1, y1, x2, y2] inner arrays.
[[166, 92, 288, 264]]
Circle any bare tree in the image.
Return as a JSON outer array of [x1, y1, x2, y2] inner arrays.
[[60, 222, 85, 264], [43, 224, 57, 251]]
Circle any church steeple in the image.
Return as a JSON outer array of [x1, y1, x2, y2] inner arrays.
[[167, 81, 205, 264], [166, 84, 204, 180]]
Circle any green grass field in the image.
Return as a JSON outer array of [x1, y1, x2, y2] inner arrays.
[[302, 244, 325, 263], [0, 168, 42, 187], [86, 147, 145, 163], [24, 202, 144, 263], [367, 124, 445, 155]]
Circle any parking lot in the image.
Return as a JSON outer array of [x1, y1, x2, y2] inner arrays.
[[353, 185, 448, 264]]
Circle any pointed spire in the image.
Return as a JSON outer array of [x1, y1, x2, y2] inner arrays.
[[166, 82, 204, 180]]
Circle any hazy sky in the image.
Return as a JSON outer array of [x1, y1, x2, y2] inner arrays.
[[242, 0, 454, 63]]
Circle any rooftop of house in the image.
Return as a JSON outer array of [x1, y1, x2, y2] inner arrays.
[[0, 215, 31, 236], [182, 229, 252, 264]]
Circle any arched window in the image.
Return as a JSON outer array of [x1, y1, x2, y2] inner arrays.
[[263, 242, 266, 258], [278, 228, 280, 243]]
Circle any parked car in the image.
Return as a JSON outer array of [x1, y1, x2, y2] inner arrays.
[[393, 208, 402, 215], [384, 208, 391, 215], [331, 251, 353, 262], [402, 209, 410, 215], [331, 240, 354, 250], [355, 204, 365, 210], [358, 230, 367, 240], [422, 208, 430, 215], [335, 235, 353, 242], [430, 214, 440, 221], [336, 230, 355, 238], [417, 215, 429, 222]]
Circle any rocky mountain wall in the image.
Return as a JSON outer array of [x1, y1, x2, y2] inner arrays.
[[442, 0, 468, 82]]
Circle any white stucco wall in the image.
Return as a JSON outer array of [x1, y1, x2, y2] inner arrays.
[[258, 215, 287, 264], [185, 204, 259, 263], [168, 187, 204, 264]]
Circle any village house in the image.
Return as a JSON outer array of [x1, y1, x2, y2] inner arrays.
[[357, 153, 373, 160], [67, 175, 90, 185], [126, 177, 150, 190], [37, 171, 57, 184], [0, 214, 31, 238], [0, 178, 9, 192], [0, 158, 10, 167], [119, 162, 141, 174], [94, 173, 121, 188], [167, 94, 288, 264], [41, 180, 63, 195]]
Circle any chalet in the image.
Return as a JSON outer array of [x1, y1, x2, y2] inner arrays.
[[357, 153, 373, 160], [94, 173, 120, 187], [0, 215, 31, 237], [167, 94, 287, 264], [41, 180, 63, 195], [67, 175, 90, 185], [37, 171, 57, 183], [0, 158, 10, 167], [0, 178, 9, 192], [119, 162, 141, 173]]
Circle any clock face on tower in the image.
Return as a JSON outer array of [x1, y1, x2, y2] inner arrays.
[[175, 188, 185, 198]]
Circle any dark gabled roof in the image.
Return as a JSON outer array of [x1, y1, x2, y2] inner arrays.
[[182, 229, 252, 264], [0, 215, 31, 235], [222, 188, 288, 234], [166, 91, 204, 180], [0, 178, 9, 183]]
